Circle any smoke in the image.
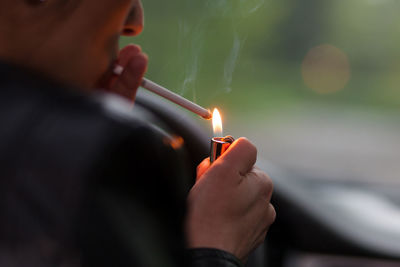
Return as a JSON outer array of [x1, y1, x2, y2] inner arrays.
[[178, 21, 206, 102], [241, 0, 266, 15], [178, 0, 266, 100], [223, 33, 245, 93]]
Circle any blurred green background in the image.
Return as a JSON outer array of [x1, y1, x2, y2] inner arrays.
[[121, 0, 400, 117], [121, 0, 400, 182]]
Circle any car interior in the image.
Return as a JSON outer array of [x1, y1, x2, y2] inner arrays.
[[130, 1, 400, 266], [133, 91, 400, 267]]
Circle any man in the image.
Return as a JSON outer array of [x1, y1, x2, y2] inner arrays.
[[0, 0, 275, 266]]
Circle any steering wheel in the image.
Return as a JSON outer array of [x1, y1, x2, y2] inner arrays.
[[134, 91, 209, 182]]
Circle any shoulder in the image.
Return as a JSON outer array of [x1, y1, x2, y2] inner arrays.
[[0, 64, 187, 187], [0, 64, 189, 266], [93, 93, 189, 185]]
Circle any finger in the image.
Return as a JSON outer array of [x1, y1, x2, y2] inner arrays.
[[258, 204, 276, 237], [251, 168, 274, 201], [107, 44, 145, 98], [196, 158, 211, 181], [111, 52, 148, 101], [268, 203, 276, 224], [118, 44, 142, 66], [219, 137, 257, 175], [107, 44, 143, 88]]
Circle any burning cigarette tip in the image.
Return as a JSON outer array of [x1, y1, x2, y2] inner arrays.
[[203, 110, 213, 120]]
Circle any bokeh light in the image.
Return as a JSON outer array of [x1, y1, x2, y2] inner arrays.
[[302, 44, 351, 94]]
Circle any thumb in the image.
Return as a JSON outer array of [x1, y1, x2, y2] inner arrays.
[[110, 45, 147, 101], [219, 137, 257, 175]]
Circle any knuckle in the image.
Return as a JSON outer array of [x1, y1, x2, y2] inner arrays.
[[119, 45, 143, 64], [128, 53, 147, 69], [265, 175, 273, 192], [269, 204, 276, 222], [259, 172, 273, 195], [261, 204, 276, 228], [125, 44, 142, 53]]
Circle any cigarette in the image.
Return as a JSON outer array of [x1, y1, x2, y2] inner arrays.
[[113, 65, 212, 119]]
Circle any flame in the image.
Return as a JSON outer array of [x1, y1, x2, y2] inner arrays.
[[212, 108, 223, 137]]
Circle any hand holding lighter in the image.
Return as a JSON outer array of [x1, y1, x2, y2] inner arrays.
[[210, 136, 235, 163]]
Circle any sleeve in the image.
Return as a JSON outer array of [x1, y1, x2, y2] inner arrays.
[[187, 248, 244, 267], [80, 123, 190, 267]]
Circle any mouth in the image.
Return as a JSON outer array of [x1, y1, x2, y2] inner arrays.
[[94, 54, 118, 89], [106, 33, 121, 69]]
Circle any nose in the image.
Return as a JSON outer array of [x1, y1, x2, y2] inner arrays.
[[123, 0, 144, 36]]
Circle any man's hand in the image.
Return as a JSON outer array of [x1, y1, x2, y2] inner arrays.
[[99, 44, 148, 102], [186, 138, 276, 263]]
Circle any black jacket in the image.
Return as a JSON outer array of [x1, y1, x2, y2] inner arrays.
[[0, 62, 242, 267]]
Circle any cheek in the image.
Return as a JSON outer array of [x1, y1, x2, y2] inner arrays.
[[76, 1, 133, 87], [85, 36, 120, 88], [95, 8, 132, 68]]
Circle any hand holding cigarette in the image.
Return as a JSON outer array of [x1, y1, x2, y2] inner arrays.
[[111, 49, 211, 119], [103, 44, 148, 102], [101, 44, 212, 119], [186, 138, 276, 263]]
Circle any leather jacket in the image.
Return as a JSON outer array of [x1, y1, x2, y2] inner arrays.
[[0, 62, 242, 267]]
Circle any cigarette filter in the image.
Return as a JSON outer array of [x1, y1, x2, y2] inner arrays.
[[210, 136, 235, 163]]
